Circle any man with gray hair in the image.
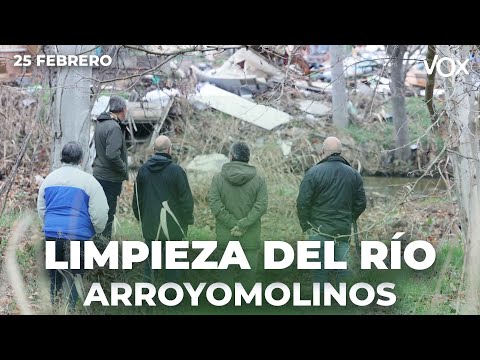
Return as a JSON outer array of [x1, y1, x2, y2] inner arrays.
[[93, 95, 128, 240], [37, 141, 108, 311], [296, 136, 366, 286], [209, 142, 268, 285]]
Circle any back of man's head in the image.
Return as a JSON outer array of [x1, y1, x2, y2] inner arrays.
[[230, 142, 250, 163], [154, 135, 172, 153], [322, 137, 342, 157], [109, 96, 127, 113], [61, 141, 83, 165]]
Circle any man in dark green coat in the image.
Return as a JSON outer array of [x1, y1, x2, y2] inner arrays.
[[296, 136, 366, 285], [209, 142, 268, 284]]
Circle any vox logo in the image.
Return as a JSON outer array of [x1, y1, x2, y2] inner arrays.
[[423, 55, 469, 77]]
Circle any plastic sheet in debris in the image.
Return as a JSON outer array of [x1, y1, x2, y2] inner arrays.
[[142, 88, 180, 106], [91, 95, 111, 119]]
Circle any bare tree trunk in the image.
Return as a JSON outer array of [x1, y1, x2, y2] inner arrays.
[[443, 45, 480, 314], [51, 45, 93, 171], [331, 45, 348, 128], [387, 45, 410, 162], [425, 45, 437, 123]]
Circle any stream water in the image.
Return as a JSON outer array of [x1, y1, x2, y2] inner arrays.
[[363, 176, 447, 197]]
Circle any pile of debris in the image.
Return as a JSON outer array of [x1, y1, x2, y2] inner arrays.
[[89, 47, 337, 170], [89, 45, 447, 175], [91, 46, 405, 137], [187, 47, 340, 130]]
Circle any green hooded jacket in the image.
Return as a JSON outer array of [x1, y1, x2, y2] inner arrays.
[[209, 161, 268, 249]]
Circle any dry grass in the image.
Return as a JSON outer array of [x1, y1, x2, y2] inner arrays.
[[0, 85, 51, 213], [4, 214, 34, 314], [0, 92, 462, 315]]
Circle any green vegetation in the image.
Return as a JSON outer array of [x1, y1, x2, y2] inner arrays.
[[0, 98, 459, 315], [1, 196, 463, 315], [104, 213, 463, 315], [346, 97, 444, 150], [0, 212, 20, 261]]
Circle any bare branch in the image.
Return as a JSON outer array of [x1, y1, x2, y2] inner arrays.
[[122, 45, 246, 57]]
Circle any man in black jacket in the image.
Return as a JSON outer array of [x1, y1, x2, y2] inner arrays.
[[133, 135, 194, 283], [93, 96, 129, 240], [296, 137, 366, 285]]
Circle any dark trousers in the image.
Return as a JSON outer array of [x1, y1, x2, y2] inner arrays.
[[46, 239, 85, 310], [95, 178, 122, 239], [144, 239, 180, 284], [308, 233, 352, 286]]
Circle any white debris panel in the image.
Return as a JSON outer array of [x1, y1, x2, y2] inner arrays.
[[192, 83, 291, 131]]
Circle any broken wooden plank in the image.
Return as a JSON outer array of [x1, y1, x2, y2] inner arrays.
[[192, 83, 291, 130]]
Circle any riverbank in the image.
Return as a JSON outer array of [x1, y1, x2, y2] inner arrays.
[[0, 84, 459, 314], [0, 194, 463, 315], [0, 166, 461, 315]]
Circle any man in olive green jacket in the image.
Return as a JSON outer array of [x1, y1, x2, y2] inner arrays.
[[93, 96, 128, 240], [209, 142, 268, 284]]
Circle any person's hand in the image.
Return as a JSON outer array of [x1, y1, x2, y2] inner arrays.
[[237, 218, 248, 229], [231, 226, 243, 237]]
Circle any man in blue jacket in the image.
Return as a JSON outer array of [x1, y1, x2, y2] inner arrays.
[[37, 142, 108, 311]]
